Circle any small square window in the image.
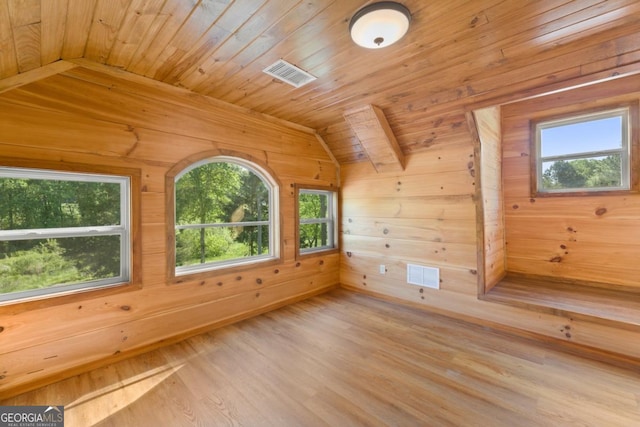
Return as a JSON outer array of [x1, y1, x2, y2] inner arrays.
[[534, 107, 631, 194]]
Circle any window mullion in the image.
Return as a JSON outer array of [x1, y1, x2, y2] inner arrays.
[[0, 226, 126, 241], [300, 218, 330, 224], [541, 148, 623, 163], [176, 221, 270, 230]]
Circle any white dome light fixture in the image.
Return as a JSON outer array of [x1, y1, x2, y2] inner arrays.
[[349, 2, 411, 49]]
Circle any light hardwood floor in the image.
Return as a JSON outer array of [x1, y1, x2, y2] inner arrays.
[[3, 289, 640, 426]]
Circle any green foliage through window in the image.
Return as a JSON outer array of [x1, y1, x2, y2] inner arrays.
[[0, 168, 129, 302], [542, 155, 622, 190], [174, 158, 277, 273], [298, 189, 336, 253]]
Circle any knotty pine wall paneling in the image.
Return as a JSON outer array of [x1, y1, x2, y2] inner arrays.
[[340, 108, 640, 362], [473, 107, 506, 292], [502, 75, 640, 289], [0, 65, 339, 397]]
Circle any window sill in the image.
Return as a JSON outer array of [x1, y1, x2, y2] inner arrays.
[[296, 247, 339, 261], [481, 274, 640, 330]]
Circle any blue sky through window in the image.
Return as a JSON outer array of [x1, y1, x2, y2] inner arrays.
[[540, 116, 622, 158]]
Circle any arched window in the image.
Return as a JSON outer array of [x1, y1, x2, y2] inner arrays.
[[173, 156, 279, 276]]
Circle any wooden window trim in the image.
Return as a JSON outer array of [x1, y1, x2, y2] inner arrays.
[[165, 149, 284, 285], [529, 102, 639, 198], [294, 184, 339, 261], [0, 157, 142, 314]]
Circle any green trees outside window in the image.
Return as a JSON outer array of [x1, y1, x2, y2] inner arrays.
[[0, 168, 130, 302], [298, 188, 337, 254], [174, 158, 278, 274], [541, 155, 622, 190]]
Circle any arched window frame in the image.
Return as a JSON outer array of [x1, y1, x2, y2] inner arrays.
[[167, 152, 281, 281]]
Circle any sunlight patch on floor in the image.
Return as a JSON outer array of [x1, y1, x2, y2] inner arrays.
[[64, 364, 184, 426]]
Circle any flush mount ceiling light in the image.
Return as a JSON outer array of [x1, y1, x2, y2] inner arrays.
[[349, 2, 411, 49]]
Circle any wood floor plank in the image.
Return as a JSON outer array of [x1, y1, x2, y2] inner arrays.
[[2, 289, 640, 426]]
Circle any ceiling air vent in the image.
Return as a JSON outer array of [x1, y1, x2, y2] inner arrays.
[[263, 59, 317, 88]]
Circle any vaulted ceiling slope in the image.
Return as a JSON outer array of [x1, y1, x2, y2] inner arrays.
[[1, 0, 640, 164]]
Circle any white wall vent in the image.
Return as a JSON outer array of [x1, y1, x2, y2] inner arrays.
[[407, 264, 440, 289], [263, 59, 317, 88]]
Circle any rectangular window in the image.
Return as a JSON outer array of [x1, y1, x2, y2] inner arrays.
[[297, 187, 338, 255], [534, 107, 630, 194], [0, 167, 130, 303]]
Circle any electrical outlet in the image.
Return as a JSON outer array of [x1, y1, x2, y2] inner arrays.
[[379, 264, 386, 274]]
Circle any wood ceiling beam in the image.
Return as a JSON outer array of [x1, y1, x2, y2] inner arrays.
[[344, 104, 405, 173], [0, 60, 77, 94]]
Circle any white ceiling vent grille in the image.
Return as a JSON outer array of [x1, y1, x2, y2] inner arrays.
[[263, 59, 317, 88]]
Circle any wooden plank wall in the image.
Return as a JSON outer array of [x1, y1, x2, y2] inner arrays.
[[474, 107, 506, 292], [502, 74, 640, 289], [340, 108, 640, 361], [0, 64, 339, 397]]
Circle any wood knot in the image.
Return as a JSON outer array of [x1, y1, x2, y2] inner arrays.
[[346, 252, 352, 257], [385, 244, 390, 248], [529, 198, 536, 203], [512, 204, 519, 209], [200, 281, 206, 286], [319, 260, 324, 265], [255, 292, 261, 298], [0, 326, 4, 333], [256, 278, 263, 285], [274, 269, 280, 274], [383, 228, 389, 235], [550, 256, 562, 263], [217, 282, 223, 286], [595, 207, 607, 216], [236, 276, 242, 281], [120, 305, 131, 311], [560, 244, 567, 249], [295, 262, 301, 267]]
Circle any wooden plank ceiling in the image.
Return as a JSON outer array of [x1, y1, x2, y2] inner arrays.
[[1, 0, 640, 165]]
